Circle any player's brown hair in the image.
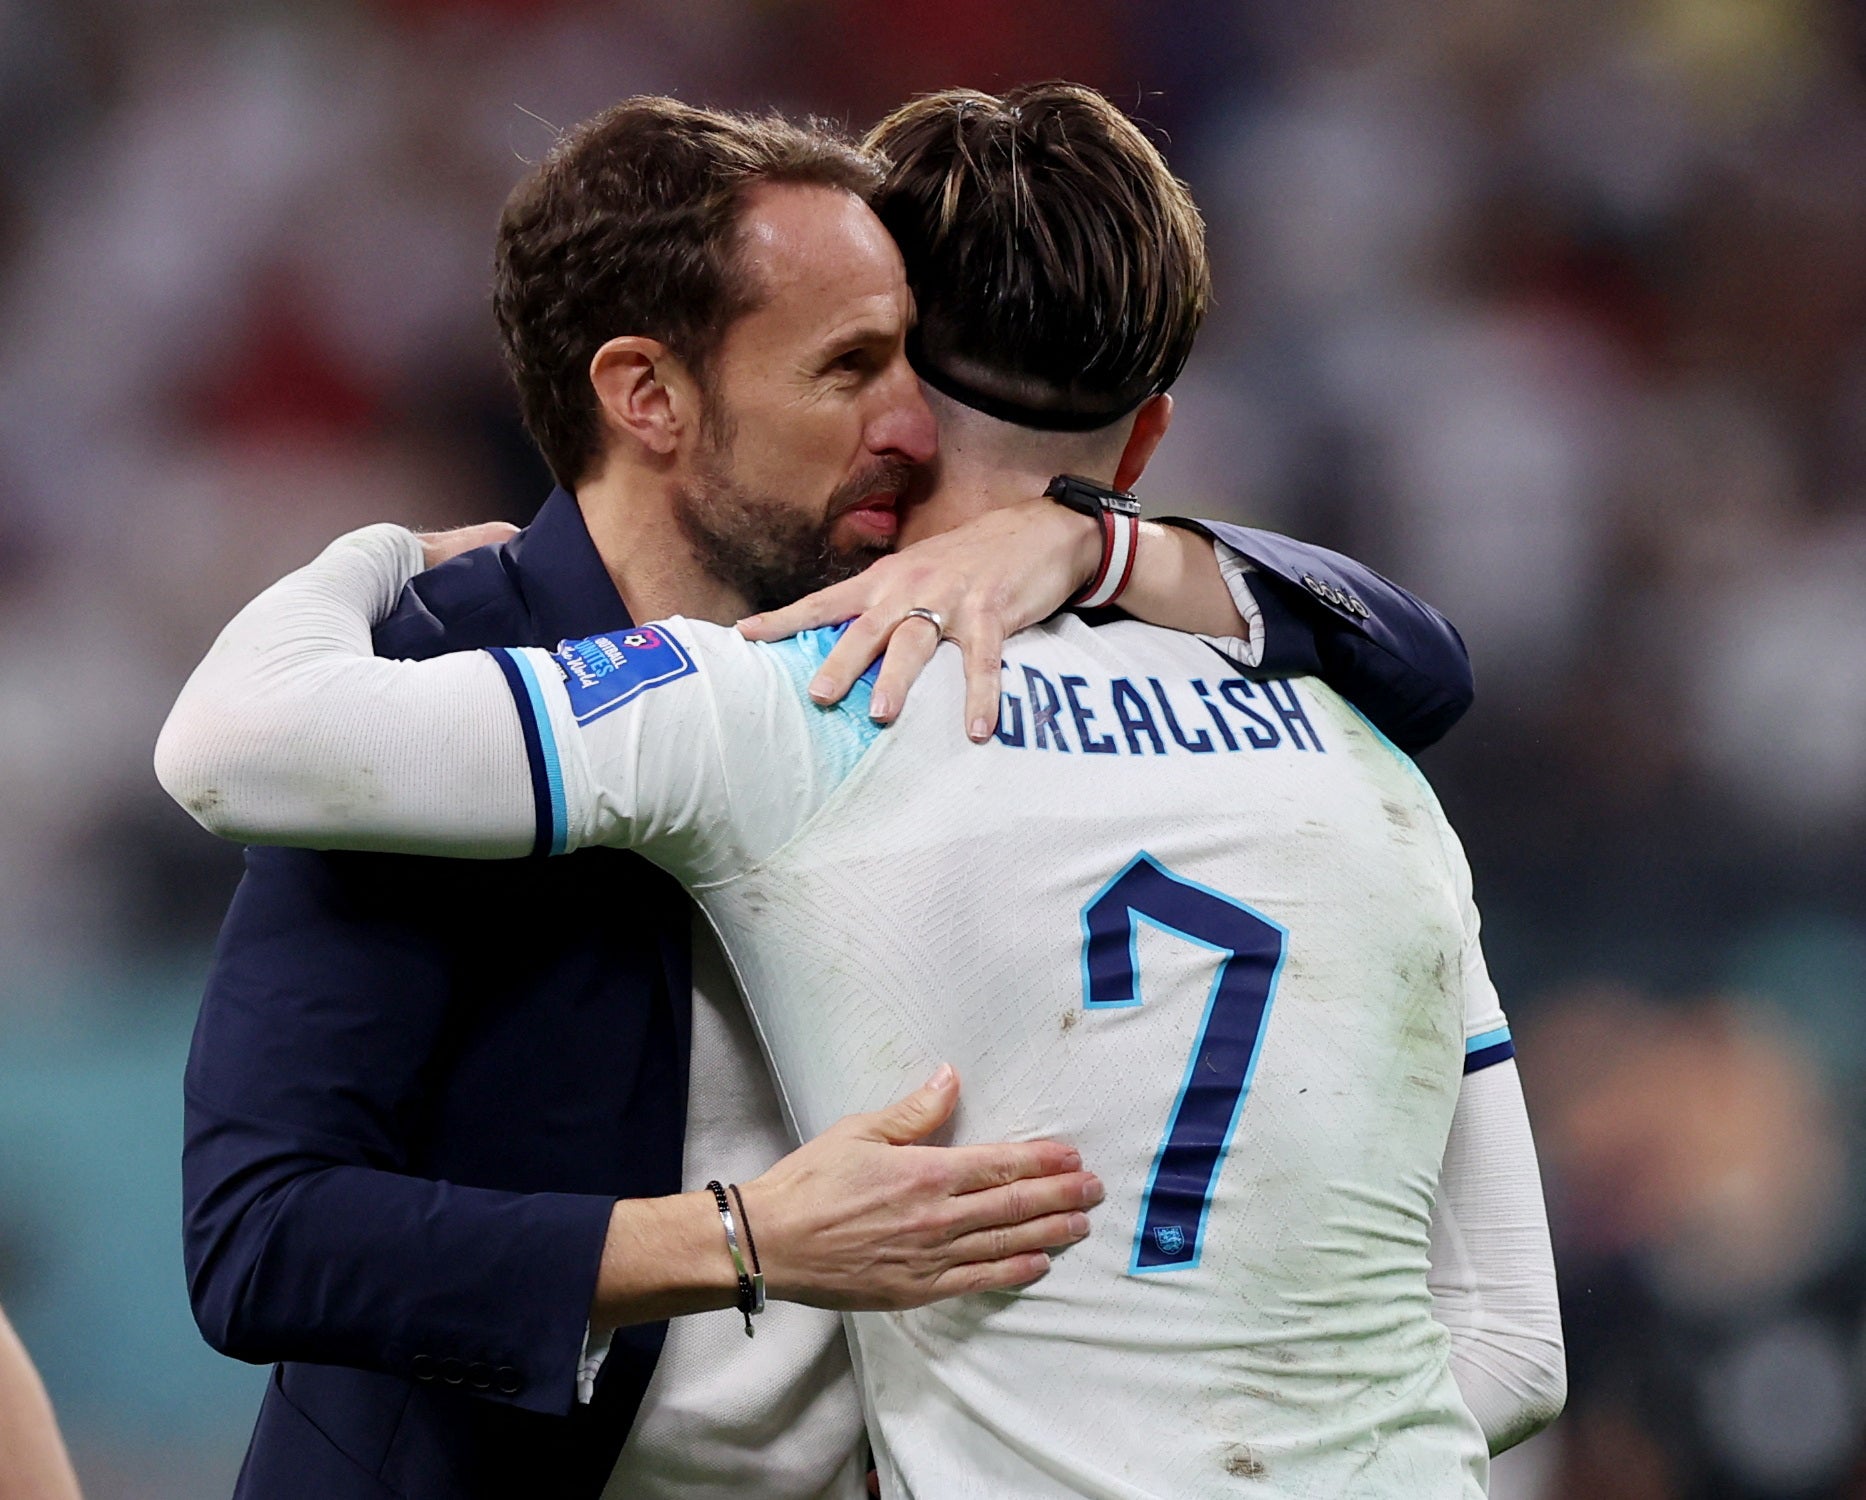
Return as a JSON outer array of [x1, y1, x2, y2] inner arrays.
[[494, 97, 882, 487], [866, 83, 1211, 430]]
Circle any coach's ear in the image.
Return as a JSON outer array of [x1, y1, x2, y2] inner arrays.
[[1113, 394, 1173, 493], [589, 336, 703, 461]]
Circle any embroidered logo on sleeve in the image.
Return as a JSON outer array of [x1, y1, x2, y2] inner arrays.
[[550, 628, 697, 725]]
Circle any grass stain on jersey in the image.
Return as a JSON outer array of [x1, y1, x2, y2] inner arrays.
[[1222, 1444, 1268, 1479]]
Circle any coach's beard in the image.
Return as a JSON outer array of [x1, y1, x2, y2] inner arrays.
[[672, 456, 910, 615]]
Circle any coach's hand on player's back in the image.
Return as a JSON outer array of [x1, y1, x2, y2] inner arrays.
[[591, 1066, 1099, 1329], [744, 1062, 1101, 1308]]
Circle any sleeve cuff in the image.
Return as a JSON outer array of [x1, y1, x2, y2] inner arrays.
[[1464, 1026, 1516, 1074], [577, 1321, 613, 1406], [486, 647, 569, 858]]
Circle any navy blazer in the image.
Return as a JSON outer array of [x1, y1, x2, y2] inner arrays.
[[182, 489, 1472, 1500]]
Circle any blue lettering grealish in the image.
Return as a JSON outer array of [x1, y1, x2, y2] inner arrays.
[[551, 627, 697, 725], [995, 673, 1324, 757]]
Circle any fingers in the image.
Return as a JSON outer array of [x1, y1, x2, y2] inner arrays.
[[867, 1063, 960, 1145], [868, 613, 944, 724], [737, 578, 865, 643], [869, 605, 1008, 736], [812, 600, 1001, 732], [932, 1251, 1054, 1298], [943, 1208, 1093, 1267], [807, 610, 897, 707], [959, 631, 1008, 743], [945, 1167, 1104, 1241], [938, 1135, 1086, 1193], [415, 521, 520, 570]]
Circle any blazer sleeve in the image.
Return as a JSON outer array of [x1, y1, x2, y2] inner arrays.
[[1165, 519, 1475, 753], [181, 844, 616, 1418]]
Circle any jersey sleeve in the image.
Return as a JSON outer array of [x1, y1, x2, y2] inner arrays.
[[488, 621, 880, 887], [156, 525, 539, 858], [1455, 885, 1513, 1075], [1432, 809, 1513, 1074], [156, 525, 878, 885]]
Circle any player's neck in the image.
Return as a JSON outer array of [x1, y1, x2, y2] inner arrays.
[[920, 458, 1115, 534], [573, 473, 751, 627]]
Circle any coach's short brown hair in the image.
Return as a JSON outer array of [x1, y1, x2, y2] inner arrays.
[[866, 83, 1210, 428], [494, 98, 882, 487]]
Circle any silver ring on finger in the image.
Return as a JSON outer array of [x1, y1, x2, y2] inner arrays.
[[902, 606, 946, 639]]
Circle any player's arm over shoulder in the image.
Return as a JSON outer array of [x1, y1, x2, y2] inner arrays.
[[500, 617, 855, 884], [156, 525, 540, 857], [155, 526, 845, 883]]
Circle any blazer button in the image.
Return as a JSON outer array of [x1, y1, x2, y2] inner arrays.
[[440, 1358, 467, 1386], [1347, 596, 1370, 619], [494, 1366, 524, 1395], [1301, 573, 1326, 596], [411, 1354, 437, 1382], [467, 1362, 493, 1391]]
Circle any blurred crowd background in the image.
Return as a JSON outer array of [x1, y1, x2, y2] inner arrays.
[[1, 0, 1862, 1495]]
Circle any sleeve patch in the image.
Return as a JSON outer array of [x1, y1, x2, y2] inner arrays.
[[550, 627, 697, 725]]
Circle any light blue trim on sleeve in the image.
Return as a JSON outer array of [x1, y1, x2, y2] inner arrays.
[[503, 648, 570, 856], [1466, 1025, 1512, 1054]]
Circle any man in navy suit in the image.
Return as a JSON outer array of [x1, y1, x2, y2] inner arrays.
[[181, 97, 1473, 1499]]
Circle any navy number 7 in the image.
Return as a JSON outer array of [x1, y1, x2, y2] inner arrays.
[[1080, 853, 1287, 1272]]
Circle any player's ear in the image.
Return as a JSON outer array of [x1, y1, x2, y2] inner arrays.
[[589, 337, 702, 458], [1113, 394, 1173, 492]]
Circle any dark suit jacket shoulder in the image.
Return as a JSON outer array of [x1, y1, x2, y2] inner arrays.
[[1174, 519, 1473, 752]]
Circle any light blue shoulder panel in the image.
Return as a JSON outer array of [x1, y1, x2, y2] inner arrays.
[[759, 624, 885, 788]]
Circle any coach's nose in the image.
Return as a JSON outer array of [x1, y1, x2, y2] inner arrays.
[[868, 358, 939, 467]]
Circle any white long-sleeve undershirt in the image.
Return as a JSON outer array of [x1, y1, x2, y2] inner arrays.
[[1429, 1058, 1567, 1452]]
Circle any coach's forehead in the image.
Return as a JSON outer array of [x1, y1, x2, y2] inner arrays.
[[731, 181, 911, 342]]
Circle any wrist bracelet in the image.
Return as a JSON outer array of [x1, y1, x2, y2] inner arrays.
[[706, 1180, 765, 1336], [1074, 507, 1140, 609], [1045, 474, 1143, 609], [727, 1183, 762, 1286]]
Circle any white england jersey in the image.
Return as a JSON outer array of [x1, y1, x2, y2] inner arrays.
[[485, 612, 1505, 1500]]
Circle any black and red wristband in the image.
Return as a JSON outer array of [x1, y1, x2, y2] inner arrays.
[[1045, 474, 1143, 609]]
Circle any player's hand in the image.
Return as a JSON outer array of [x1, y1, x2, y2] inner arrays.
[[414, 521, 520, 570], [740, 1064, 1101, 1309], [735, 498, 1102, 742]]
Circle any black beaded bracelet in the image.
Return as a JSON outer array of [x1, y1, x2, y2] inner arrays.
[[706, 1180, 764, 1336]]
